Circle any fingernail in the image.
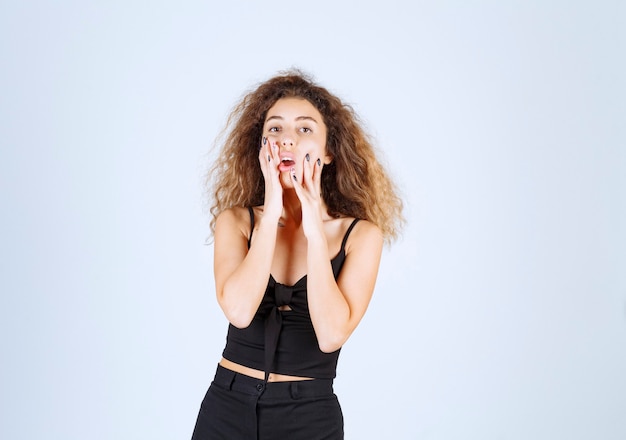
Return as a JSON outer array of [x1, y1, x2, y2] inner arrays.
[[305, 153, 310, 162], [267, 155, 271, 161], [291, 167, 297, 181], [317, 158, 321, 166], [263, 137, 267, 145]]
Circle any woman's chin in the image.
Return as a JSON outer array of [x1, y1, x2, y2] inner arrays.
[[279, 172, 295, 188]]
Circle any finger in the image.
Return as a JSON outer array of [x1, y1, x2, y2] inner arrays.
[[269, 142, 281, 180], [258, 145, 268, 176], [259, 139, 280, 186], [290, 166, 304, 198], [269, 140, 278, 161], [262, 141, 278, 171], [302, 153, 314, 188], [312, 157, 323, 191], [258, 137, 269, 166], [258, 138, 263, 159]]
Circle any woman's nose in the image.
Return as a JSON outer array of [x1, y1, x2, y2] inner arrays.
[[280, 136, 294, 147]]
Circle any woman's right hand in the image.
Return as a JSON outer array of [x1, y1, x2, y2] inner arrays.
[[213, 138, 283, 328], [258, 137, 283, 222]]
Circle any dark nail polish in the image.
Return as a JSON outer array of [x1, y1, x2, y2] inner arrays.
[[263, 137, 267, 145], [267, 155, 271, 161], [317, 158, 321, 166], [305, 153, 310, 162]]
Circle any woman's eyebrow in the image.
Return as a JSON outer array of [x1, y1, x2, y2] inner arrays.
[[296, 116, 318, 123], [265, 115, 319, 123]]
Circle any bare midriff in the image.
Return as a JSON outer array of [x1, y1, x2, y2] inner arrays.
[[219, 358, 314, 382]]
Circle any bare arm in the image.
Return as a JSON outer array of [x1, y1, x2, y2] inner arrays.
[[306, 221, 383, 352], [289, 157, 384, 352], [215, 139, 283, 328], [213, 208, 279, 328]]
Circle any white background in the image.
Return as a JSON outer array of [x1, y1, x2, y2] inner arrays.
[[1, 1, 625, 439]]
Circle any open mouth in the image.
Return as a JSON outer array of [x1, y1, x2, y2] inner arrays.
[[280, 157, 296, 167], [278, 154, 296, 171]]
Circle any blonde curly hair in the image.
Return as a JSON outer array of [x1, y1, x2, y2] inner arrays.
[[206, 70, 404, 243]]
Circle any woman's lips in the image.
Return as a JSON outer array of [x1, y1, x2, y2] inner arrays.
[[278, 159, 295, 172], [278, 153, 296, 172]]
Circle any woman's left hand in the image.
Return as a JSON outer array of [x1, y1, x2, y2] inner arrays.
[[290, 154, 325, 239]]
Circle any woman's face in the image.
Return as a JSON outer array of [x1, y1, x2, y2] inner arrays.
[[262, 97, 331, 187]]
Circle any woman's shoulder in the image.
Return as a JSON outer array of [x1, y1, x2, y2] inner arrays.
[[216, 206, 251, 222], [352, 218, 382, 236], [332, 217, 383, 278], [215, 206, 254, 237], [342, 218, 383, 252]]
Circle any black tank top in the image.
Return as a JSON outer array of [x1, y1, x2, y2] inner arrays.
[[221, 207, 360, 379]]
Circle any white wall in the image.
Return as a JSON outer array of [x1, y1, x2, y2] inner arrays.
[[1, 1, 624, 439]]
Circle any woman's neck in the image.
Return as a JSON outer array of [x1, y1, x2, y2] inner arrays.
[[280, 191, 302, 226], [278, 190, 329, 226]]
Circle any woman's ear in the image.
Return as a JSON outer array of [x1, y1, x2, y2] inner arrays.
[[323, 154, 333, 165]]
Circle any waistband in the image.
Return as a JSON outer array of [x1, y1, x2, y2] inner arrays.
[[213, 364, 334, 399]]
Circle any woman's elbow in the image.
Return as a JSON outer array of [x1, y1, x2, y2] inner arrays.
[[317, 335, 347, 354], [228, 315, 253, 329], [218, 300, 254, 329]]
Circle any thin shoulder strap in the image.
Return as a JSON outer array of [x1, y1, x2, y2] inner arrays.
[[340, 218, 360, 251], [247, 207, 255, 249]]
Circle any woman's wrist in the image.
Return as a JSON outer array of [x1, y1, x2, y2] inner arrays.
[[257, 213, 281, 232], [305, 229, 328, 249]]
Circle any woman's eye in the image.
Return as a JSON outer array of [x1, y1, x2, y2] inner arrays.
[[300, 127, 312, 133], [268, 127, 279, 132]]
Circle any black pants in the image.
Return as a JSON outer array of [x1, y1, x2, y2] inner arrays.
[[191, 365, 344, 440]]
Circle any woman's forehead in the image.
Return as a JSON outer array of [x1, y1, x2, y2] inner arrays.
[[265, 97, 324, 124]]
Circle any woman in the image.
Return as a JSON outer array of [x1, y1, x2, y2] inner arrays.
[[192, 70, 403, 439]]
